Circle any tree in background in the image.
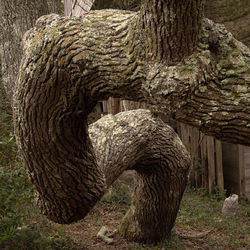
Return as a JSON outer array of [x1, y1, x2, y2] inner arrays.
[[0, 0, 62, 99], [1, 0, 249, 244]]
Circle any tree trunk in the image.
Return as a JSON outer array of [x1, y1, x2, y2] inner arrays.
[[0, 0, 62, 100], [138, 0, 204, 65], [90, 110, 190, 243], [64, 0, 94, 16], [93, 0, 250, 48], [9, 0, 250, 244], [94, 110, 193, 242]]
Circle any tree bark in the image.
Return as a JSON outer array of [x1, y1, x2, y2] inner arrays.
[[89, 110, 190, 243], [138, 0, 204, 64], [0, 0, 62, 100], [93, 0, 250, 48], [10, 0, 250, 244]]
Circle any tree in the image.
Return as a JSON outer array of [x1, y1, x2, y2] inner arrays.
[[64, 0, 94, 16], [0, 0, 62, 100], [1, 0, 249, 244], [92, 0, 250, 48], [205, 0, 250, 47]]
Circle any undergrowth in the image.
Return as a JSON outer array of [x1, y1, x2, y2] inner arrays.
[[0, 83, 77, 249]]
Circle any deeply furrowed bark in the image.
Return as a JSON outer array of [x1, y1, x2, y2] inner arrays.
[[12, 0, 249, 243], [89, 110, 190, 243], [138, 0, 204, 64]]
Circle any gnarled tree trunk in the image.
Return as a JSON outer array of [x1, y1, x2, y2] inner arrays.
[[4, 0, 250, 244], [89, 110, 190, 242]]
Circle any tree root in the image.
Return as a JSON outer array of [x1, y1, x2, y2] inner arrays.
[[176, 228, 212, 239]]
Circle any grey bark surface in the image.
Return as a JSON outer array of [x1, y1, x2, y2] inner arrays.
[[89, 110, 190, 242], [14, 7, 250, 144], [64, 0, 94, 17], [9, 0, 250, 243], [0, 0, 62, 100]]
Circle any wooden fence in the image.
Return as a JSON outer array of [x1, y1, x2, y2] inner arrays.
[[176, 123, 224, 194]]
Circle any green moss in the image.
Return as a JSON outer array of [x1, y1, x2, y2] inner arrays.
[[119, 207, 137, 240]]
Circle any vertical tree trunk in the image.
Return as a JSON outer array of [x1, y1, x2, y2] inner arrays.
[[138, 0, 204, 64], [120, 131, 190, 243], [0, 0, 62, 100]]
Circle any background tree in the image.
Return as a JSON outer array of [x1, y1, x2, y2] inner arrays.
[[0, 0, 62, 99], [64, 0, 94, 16]]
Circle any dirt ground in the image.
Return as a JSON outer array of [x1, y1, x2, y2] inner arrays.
[[60, 203, 140, 249], [52, 172, 249, 250], [57, 203, 214, 250]]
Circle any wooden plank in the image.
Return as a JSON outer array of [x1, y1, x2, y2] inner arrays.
[[244, 146, 250, 199], [64, 0, 94, 17], [215, 140, 224, 194], [107, 97, 112, 114], [111, 98, 120, 115], [207, 136, 216, 193], [222, 142, 241, 195], [180, 123, 189, 151], [189, 126, 196, 187], [238, 145, 246, 197], [192, 127, 200, 187], [200, 133, 208, 188], [101, 101, 107, 114]]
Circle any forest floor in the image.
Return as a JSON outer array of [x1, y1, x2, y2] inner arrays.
[[52, 172, 250, 250], [2, 169, 249, 250]]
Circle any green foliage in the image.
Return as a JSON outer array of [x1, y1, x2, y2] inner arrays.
[[0, 78, 33, 243], [174, 187, 250, 249], [0, 131, 33, 243], [0, 132, 77, 248], [0, 129, 77, 250], [1, 220, 78, 250]]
